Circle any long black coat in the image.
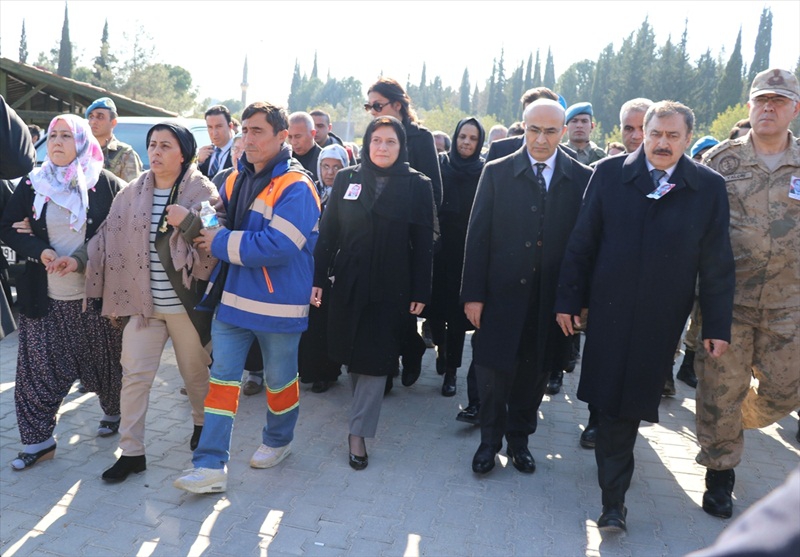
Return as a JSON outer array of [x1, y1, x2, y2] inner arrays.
[[461, 146, 592, 373], [555, 149, 734, 423], [406, 122, 443, 209], [313, 165, 435, 375]]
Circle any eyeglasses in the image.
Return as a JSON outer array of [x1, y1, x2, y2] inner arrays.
[[752, 95, 792, 108], [526, 126, 561, 138], [364, 101, 391, 113], [320, 163, 343, 173]]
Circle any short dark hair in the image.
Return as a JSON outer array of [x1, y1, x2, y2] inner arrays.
[[729, 118, 751, 140], [644, 100, 694, 134], [606, 141, 625, 153], [205, 104, 232, 125], [310, 109, 330, 124], [28, 124, 42, 141], [521, 87, 558, 107], [507, 122, 525, 136], [367, 77, 418, 124], [241, 102, 288, 134]]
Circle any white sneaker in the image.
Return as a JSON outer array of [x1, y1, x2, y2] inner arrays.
[[250, 443, 291, 469], [173, 467, 227, 493]]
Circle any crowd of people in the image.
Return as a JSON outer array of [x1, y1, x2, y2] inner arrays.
[[0, 66, 798, 540]]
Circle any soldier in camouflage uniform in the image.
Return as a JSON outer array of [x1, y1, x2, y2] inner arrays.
[[696, 68, 800, 519], [86, 97, 142, 183]]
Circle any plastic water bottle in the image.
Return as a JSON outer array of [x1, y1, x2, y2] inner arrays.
[[199, 201, 219, 229]]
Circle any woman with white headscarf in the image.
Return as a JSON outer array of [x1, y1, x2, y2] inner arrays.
[[0, 114, 125, 470]]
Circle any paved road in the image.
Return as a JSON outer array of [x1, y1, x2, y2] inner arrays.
[[1, 330, 798, 556]]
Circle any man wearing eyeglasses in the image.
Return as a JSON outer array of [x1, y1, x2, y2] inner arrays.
[[694, 68, 800, 520], [462, 99, 593, 478]]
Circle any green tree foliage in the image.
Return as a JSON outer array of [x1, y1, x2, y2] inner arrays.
[[532, 50, 542, 87], [92, 19, 118, 89], [748, 8, 772, 82], [57, 3, 72, 77], [19, 20, 28, 63], [709, 103, 748, 140], [543, 48, 555, 89], [716, 29, 744, 115], [524, 54, 533, 90], [459, 68, 471, 113], [557, 60, 595, 106]]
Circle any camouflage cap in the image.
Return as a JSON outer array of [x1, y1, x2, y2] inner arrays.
[[749, 68, 800, 102]]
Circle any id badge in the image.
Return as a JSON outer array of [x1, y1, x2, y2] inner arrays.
[[789, 176, 800, 201], [344, 183, 362, 200], [647, 183, 676, 200]]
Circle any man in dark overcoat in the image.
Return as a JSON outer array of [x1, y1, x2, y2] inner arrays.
[[555, 101, 735, 532], [461, 99, 592, 476]]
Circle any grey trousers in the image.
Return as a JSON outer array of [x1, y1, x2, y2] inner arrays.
[[349, 373, 386, 438]]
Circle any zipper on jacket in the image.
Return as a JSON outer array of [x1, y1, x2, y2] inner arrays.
[[262, 267, 274, 293]]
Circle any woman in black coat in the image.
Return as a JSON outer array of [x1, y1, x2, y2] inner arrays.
[[312, 116, 435, 470], [365, 77, 443, 390], [427, 118, 485, 397]]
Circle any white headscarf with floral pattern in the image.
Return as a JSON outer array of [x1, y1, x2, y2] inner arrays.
[[29, 113, 104, 231]]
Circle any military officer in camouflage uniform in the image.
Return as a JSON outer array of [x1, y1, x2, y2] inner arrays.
[[563, 102, 606, 165], [86, 97, 142, 183], [696, 68, 800, 519]]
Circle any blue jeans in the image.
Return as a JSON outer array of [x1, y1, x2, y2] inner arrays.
[[192, 319, 301, 470]]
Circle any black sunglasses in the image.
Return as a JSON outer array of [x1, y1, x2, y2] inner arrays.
[[364, 101, 391, 113]]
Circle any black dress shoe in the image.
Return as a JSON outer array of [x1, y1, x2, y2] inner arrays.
[[311, 380, 331, 393], [190, 425, 203, 451], [456, 405, 480, 425], [384, 375, 394, 396], [580, 425, 598, 449], [102, 455, 146, 483], [441, 372, 456, 397], [662, 376, 676, 397], [401, 364, 421, 387], [506, 445, 536, 473], [348, 435, 368, 470], [702, 468, 735, 518], [545, 372, 563, 395], [597, 503, 627, 532], [472, 443, 497, 474]]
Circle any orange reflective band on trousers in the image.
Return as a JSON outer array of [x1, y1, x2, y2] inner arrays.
[[204, 380, 241, 418], [267, 378, 299, 415]]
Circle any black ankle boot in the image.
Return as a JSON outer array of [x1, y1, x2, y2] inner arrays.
[[676, 349, 698, 388], [441, 370, 457, 397], [102, 455, 146, 483], [702, 468, 735, 518], [190, 425, 203, 451]]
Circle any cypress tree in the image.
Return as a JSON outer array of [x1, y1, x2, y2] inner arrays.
[[543, 48, 555, 89], [19, 20, 28, 63], [459, 68, 471, 113], [533, 50, 542, 87], [311, 51, 318, 80], [748, 8, 772, 81], [715, 29, 744, 115], [57, 3, 73, 77], [524, 53, 533, 90]]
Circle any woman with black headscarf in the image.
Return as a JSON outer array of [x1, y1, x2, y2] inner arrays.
[[84, 123, 221, 482], [428, 118, 485, 398], [312, 116, 435, 470]]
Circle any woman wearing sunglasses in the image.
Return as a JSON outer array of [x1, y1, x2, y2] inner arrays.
[[365, 78, 442, 392]]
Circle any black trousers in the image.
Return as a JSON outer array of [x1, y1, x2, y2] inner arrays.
[[474, 309, 549, 450], [429, 318, 467, 372], [595, 410, 641, 506]]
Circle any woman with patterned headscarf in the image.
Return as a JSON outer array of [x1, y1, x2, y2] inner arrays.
[[85, 122, 221, 483], [0, 114, 126, 470]]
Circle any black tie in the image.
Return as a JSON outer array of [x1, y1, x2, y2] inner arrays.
[[535, 163, 547, 197], [650, 169, 667, 189], [209, 147, 222, 176]]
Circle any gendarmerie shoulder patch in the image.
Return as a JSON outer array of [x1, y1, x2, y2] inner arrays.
[[718, 155, 740, 175]]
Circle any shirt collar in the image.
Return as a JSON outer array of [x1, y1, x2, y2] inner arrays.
[[527, 149, 558, 172], [645, 158, 678, 181]]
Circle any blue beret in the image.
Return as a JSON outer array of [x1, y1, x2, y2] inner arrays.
[[85, 97, 117, 118], [691, 135, 719, 158], [556, 95, 567, 110], [565, 102, 593, 123]]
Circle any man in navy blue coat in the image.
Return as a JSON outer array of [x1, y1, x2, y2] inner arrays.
[[461, 99, 592, 476], [555, 101, 735, 533]]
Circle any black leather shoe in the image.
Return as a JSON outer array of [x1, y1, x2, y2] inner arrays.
[[506, 445, 536, 473], [545, 372, 563, 395], [441, 372, 456, 397], [597, 503, 627, 532], [401, 363, 421, 387], [580, 425, 598, 449], [662, 376, 676, 397], [676, 351, 698, 388], [384, 375, 394, 396], [311, 380, 331, 393], [190, 425, 203, 451], [456, 405, 480, 425], [472, 443, 497, 474], [702, 468, 735, 518], [348, 435, 368, 470], [102, 455, 146, 483]]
